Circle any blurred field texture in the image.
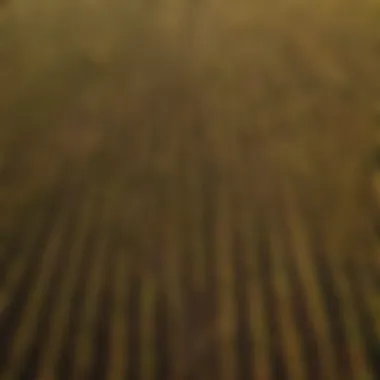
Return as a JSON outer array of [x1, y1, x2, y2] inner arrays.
[[0, 0, 380, 379]]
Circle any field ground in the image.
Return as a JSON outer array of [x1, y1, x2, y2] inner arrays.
[[0, 0, 380, 379]]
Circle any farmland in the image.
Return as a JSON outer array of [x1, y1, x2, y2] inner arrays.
[[0, 0, 379, 379]]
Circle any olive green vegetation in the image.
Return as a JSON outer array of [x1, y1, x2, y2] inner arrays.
[[0, 1, 379, 379]]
